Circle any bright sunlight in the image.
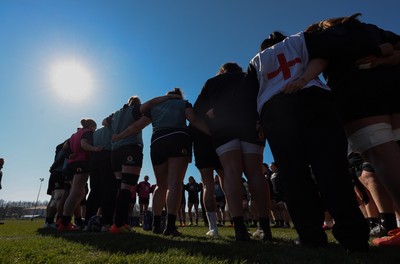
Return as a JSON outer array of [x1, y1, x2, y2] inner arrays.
[[50, 60, 93, 101]]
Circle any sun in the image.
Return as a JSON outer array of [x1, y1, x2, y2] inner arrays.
[[50, 60, 93, 101]]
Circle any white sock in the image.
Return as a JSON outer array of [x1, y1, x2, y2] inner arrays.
[[206, 212, 217, 230], [397, 218, 400, 228]]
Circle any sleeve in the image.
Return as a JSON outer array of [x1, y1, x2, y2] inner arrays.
[[193, 84, 211, 118]]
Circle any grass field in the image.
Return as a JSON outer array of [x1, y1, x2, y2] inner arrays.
[[0, 219, 399, 264]]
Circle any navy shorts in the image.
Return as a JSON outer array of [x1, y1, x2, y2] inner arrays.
[[46, 171, 65, 195], [111, 144, 143, 172], [64, 161, 90, 181], [193, 132, 222, 170], [150, 130, 192, 166]]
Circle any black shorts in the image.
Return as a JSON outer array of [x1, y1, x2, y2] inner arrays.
[[64, 161, 90, 181], [188, 198, 199, 204], [139, 197, 150, 205], [111, 144, 143, 172], [47, 171, 64, 195], [193, 132, 222, 170], [215, 196, 226, 209], [333, 67, 400, 122], [150, 130, 192, 166]]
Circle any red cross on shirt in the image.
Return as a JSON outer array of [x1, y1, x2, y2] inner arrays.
[[267, 53, 302, 80]]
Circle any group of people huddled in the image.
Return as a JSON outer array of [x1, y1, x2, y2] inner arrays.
[[42, 13, 400, 251]]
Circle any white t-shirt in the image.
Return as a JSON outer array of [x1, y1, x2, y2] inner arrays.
[[249, 32, 330, 114]]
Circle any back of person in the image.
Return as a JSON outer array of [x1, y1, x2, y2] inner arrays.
[[111, 104, 143, 150], [149, 99, 188, 132]]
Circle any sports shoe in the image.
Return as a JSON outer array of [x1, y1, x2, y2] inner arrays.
[[43, 223, 57, 230], [282, 223, 291, 229], [163, 228, 182, 237], [372, 228, 400, 247], [110, 224, 133, 234], [271, 223, 282, 228], [252, 229, 264, 240], [206, 229, 219, 238], [100, 225, 111, 232], [57, 223, 76, 231], [369, 224, 389, 237]]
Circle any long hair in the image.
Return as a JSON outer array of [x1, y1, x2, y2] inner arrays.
[[305, 13, 362, 33]]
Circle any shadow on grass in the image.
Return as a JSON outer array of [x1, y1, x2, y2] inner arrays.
[[37, 228, 400, 264]]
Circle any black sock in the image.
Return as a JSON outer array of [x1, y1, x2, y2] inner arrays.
[[366, 217, 379, 229], [233, 216, 246, 231], [61, 215, 72, 226], [153, 215, 161, 229], [259, 217, 272, 240], [45, 217, 54, 224], [380, 213, 397, 230], [166, 214, 177, 230], [114, 189, 131, 227]]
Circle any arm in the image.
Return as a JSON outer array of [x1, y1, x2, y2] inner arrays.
[[185, 108, 210, 135], [81, 139, 102, 152], [140, 94, 180, 114], [282, 58, 328, 94], [357, 50, 400, 68], [112, 115, 152, 142]]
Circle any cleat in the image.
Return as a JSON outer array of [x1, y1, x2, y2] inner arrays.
[[252, 229, 264, 240], [43, 223, 57, 230], [57, 223, 76, 231], [206, 229, 219, 238], [163, 228, 182, 237], [372, 228, 400, 247], [100, 225, 111, 232], [369, 224, 389, 237], [110, 224, 134, 234]]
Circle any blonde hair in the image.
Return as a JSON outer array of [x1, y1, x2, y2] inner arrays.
[[305, 13, 362, 33], [80, 118, 97, 129]]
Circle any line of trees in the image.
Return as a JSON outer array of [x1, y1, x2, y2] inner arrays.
[[0, 199, 48, 219]]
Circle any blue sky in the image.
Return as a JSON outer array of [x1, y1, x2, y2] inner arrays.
[[0, 1, 399, 202]]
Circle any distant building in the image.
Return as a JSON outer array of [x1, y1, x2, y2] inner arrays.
[[21, 206, 46, 219]]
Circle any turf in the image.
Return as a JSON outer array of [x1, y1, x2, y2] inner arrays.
[[0, 219, 399, 263]]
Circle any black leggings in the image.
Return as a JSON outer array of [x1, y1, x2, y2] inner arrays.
[[261, 87, 369, 246]]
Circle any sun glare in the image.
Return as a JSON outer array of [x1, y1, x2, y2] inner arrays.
[[50, 60, 93, 101]]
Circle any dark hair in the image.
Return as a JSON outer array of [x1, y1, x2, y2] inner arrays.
[[260, 31, 287, 51], [305, 13, 362, 33], [127, 96, 141, 106], [218, 62, 243, 75], [166, 87, 183, 99]]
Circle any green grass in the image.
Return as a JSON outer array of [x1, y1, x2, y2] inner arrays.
[[0, 220, 399, 264]]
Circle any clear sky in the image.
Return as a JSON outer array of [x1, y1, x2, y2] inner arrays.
[[0, 1, 399, 202]]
